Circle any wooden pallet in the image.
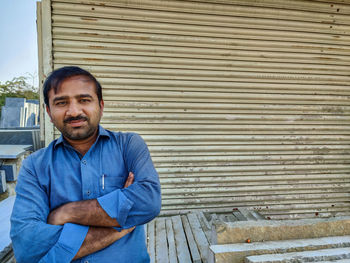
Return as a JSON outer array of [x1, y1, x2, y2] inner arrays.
[[1, 209, 264, 263], [146, 208, 265, 263]]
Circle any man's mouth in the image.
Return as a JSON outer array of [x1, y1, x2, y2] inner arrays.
[[64, 116, 88, 127]]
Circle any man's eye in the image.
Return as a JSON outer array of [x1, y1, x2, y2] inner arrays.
[[80, 99, 91, 103], [55, 101, 66, 106]]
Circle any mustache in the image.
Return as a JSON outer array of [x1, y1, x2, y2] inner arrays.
[[64, 116, 88, 123]]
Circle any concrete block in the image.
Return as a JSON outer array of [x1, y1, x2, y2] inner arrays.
[[0, 171, 6, 193], [0, 98, 39, 128], [209, 236, 350, 263], [5, 98, 25, 107], [245, 247, 350, 263], [214, 217, 350, 244], [0, 107, 22, 128], [1, 164, 17, 181]]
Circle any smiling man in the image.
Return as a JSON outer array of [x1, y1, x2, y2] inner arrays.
[[10, 66, 161, 262]]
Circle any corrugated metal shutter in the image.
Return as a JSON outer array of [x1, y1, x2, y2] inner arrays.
[[48, 0, 350, 219]]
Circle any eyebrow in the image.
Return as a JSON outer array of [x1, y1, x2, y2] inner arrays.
[[52, 94, 93, 103], [76, 94, 93, 100]]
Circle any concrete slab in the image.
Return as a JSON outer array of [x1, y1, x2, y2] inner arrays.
[[245, 247, 350, 263], [0, 196, 15, 252], [210, 236, 350, 263], [0, 130, 34, 146], [0, 145, 31, 159], [214, 216, 350, 244]]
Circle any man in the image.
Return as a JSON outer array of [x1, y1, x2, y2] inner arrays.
[[10, 66, 161, 262]]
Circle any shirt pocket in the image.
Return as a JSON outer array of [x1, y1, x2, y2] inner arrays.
[[102, 175, 125, 194]]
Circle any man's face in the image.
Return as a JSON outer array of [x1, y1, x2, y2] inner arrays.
[[46, 75, 104, 141]]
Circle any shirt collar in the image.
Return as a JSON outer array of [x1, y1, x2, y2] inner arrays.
[[54, 125, 110, 149]]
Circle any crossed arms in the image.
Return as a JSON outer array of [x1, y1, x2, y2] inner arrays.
[[47, 173, 135, 260], [10, 133, 161, 262]]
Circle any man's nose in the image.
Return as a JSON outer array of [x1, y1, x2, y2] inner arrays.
[[67, 102, 82, 116]]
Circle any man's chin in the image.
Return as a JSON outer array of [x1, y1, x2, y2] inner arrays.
[[62, 127, 97, 141]]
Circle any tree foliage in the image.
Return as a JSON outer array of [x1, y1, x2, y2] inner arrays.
[[0, 76, 39, 115]]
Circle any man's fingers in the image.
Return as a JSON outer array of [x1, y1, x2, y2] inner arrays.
[[123, 172, 134, 188], [116, 226, 136, 238], [127, 226, 136, 233]]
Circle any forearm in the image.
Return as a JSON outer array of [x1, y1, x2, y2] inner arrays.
[[48, 173, 135, 227], [73, 226, 134, 260], [48, 199, 120, 227]]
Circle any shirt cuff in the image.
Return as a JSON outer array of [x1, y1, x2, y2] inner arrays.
[[97, 190, 134, 227], [39, 223, 88, 263]]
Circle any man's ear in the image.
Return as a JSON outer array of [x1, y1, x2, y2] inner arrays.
[[46, 105, 53, 123], [99, 99, 104, 116]]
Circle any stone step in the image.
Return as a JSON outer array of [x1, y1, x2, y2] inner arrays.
[[209, 236, 350, 263], [245, 247, 350, 263], [213, 216, 350, 244], [314, 260, 350, 263]]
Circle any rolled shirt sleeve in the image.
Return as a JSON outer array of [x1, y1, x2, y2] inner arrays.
[[10, 157, 88, 263], [39, 223, 89, 263], [97, 133, 161, 228]]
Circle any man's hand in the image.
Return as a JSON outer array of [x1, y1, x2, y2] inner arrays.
[[124, 172, 134, 188], [48, 172, 134, 226], [47, 204, 69, 225], [73, 226, 136, 260]]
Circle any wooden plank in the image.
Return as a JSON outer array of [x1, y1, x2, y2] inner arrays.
[[238, 207, 258, 221], [166, 218, 178, 263], [209, 213, 218, 226], [225, 214, 238, 222], [250, 210, 266, 220], [147, 220, 156, 263], [196, 212, 212, 243], [233, 210, 249, 221], [0, 244, 15, 263], [172, 215, 192, 263], [156, 218, 169, 263], [181, 215, 202, 263], [187, 213, 210, 263], [198, 212, 211, 230], [218, 214, 227, 222]]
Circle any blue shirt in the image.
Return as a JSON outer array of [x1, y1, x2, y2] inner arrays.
[[10, 126, 161, 263]]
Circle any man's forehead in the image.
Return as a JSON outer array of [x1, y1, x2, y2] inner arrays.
[[59, 75, 94, 88], [50, 75, 95, 96]]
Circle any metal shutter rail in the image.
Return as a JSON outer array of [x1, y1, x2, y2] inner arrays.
[[50, 0, 350, 219]]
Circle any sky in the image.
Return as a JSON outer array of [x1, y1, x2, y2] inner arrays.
[[0, 0, 39, 87]]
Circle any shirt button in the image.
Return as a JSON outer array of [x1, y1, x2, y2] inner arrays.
[[87, 190, 91, 195], [84, 261, 89, 263], [82, 160, 87, 165]]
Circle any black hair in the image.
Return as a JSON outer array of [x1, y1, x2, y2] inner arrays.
[[43, 66, 103, 107]]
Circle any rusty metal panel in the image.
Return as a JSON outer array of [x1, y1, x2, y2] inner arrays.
[[50, 0, 350, 219]]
